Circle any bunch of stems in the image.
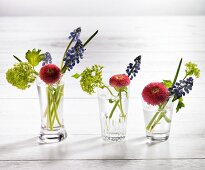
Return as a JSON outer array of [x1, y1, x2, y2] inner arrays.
[[45, 83, 64, 130]]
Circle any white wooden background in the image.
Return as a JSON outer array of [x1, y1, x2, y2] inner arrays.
[[1, 0, 205, 16], [0, 16, 205, 169]]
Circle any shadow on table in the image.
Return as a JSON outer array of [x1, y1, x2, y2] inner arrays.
[[126, 136, 165, 147], [0, 137, 38, 155]]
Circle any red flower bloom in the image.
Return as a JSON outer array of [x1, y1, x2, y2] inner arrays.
[[39, 64, 61, 84], [109, 74, 130, 88], [142, 82, 169, 105]]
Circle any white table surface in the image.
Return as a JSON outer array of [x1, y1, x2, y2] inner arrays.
[[0, 16, 205, 170]]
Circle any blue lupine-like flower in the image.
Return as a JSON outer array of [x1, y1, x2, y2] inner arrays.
[[126, 55, 141, 80], [168, 77, 194, 98], [68, 27, 81, 41], [63, 39, 85, 71], [42, 52, 52, 66]]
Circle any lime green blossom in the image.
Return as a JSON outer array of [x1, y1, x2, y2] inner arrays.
[[6, 62, 37, 90], [72, 65, 104, 95], [185, 62, 200, 78]]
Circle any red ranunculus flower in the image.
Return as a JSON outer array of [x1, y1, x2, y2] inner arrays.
[[109, 74, 130, 88], [39, 64, 61, 84], [142, 82, 169, 105]]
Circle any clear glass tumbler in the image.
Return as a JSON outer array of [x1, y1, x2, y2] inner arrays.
[[37, 78, 67, 144], [143, 98, 174, 142], [97, 86, 129, 142]]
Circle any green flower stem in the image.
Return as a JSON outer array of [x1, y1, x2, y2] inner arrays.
[[108, 89, 127, 119], [104, 86, 116, 97], [46, 86, 53, 130], [172, 58, 183, 86], [146, 101, 171, 132], [146, 110, 160, 131], [163, 113, 171, 123], [51, 85, 64, 127], [119, 90, 126, 118], [109, 100, 119, 119], [151, 111, 165, 130], [146, 103, 164, 131], [105, 86, 127, 118], [150, 109, 171, 131], [45, 84, 64, 130], [60, 38, 74, 70], [50, 89, 62, 128], [13, 55, 22, 62], [83, 30, 98, 47]]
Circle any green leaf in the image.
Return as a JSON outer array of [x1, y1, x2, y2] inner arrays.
[[108, 99, 114, 103], [172, 58, 183, 86], [13, 55, 22, 62], [72, 73, 81, 79], [176, 97, 185, 113], [25, 49, 44, 67], [162, 80, 173, 88]]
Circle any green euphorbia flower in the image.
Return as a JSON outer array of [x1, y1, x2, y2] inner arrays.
[[72, 65, 104, 95], [6, 62, 37, 90], [185, 62, 200, 78]]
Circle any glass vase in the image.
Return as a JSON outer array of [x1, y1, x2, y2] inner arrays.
[[37, 78, 67, 144], [97, 86, 129, 142], [143, 98, 174, 142]]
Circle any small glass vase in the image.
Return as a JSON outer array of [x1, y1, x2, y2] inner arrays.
[[143, 98, 174, 142], [97, 86, 129, 142], [37, 78, 67, 144]]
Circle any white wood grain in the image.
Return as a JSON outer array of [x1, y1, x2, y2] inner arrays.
[[0, 159, 205, 170], [0, 135, 205, 160]]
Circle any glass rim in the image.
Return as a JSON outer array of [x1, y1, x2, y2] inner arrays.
[[36, 77, 64, 86]]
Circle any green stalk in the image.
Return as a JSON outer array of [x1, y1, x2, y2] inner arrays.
[[83, 30, 98, 47], [150, 110, 168, 131], [50, 85, 64, 128], [47, 86, 53, 130], [60, 38, 74, 70], [13, 55, 22, 62], [119, 90, 126, 118], [51, 100, 62, 128], [108, 90, 126, 119], [163, 113, 171, 123], [109, 100, 119, 119], [146, 111, 160, 131], [172, 58, 183, 86], [104, 86, 116, 97]]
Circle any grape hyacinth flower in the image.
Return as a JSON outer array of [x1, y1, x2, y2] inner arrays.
[[126, 55, 141, 80], [169, 77, 194, 99], [63, 39, 85, 71], [68, 27, 81, 41], [42, 52, 52, 66]]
